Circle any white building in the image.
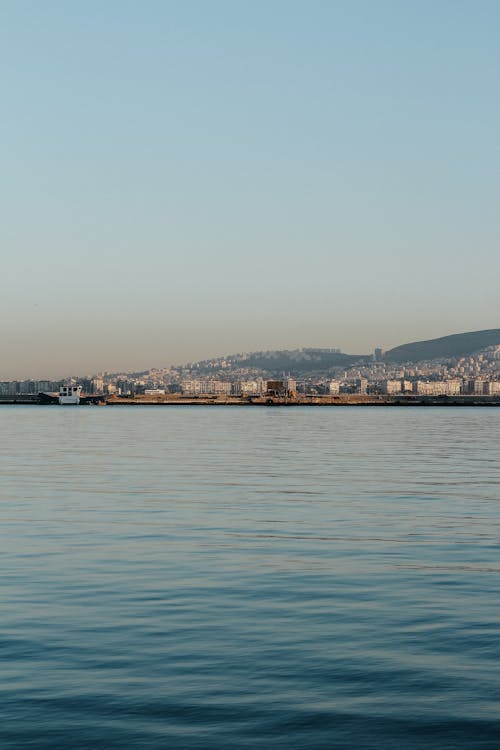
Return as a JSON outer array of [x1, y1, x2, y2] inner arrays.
[[413, 380, 461, 396], [181, 380, 231, 395], [382, 380, 401, 395]]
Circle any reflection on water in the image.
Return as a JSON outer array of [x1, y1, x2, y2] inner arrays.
[[1, 406, 500, 748]]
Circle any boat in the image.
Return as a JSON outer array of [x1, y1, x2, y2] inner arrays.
[[59, 385, 82, 405]]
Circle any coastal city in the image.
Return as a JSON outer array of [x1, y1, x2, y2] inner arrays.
[[2, 341, 500, 401]]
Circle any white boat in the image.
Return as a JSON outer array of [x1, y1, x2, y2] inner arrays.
[[59, 385, 82, 405]]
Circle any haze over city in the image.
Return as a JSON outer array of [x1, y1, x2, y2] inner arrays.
[[2, 1, 499, 378]]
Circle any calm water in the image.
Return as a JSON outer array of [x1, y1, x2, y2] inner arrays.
[[1, 406, 499, 749]]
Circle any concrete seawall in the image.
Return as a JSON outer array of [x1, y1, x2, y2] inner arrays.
[[2, 394, 500, 406], [104, 394, 500, 406]]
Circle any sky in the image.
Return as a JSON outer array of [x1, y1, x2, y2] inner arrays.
[[1, 0, 499, 378]]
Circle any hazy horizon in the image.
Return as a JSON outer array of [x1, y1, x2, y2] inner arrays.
[[2, 1, 499, 379], [2, 325, 500, 381]]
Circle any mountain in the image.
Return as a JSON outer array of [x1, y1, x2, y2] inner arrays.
[[385, 329, 500, 363]]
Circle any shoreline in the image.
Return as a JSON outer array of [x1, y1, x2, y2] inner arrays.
[[2, 395, 500, 407]]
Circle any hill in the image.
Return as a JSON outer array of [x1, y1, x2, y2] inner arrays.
[[185, 348, 370, 376], [239, 349, 369, 373], [385, 329, 500, 363]]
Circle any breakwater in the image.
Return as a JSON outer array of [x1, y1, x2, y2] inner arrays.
[[2, 393, 500, 406], [105, 394, 500, 406]]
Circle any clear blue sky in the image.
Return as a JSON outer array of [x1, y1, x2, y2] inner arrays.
[[1, 0, 499, 377]]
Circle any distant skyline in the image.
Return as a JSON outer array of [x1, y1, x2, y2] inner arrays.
[[2, 326, 499, 381], [2, 1, 499, 378]]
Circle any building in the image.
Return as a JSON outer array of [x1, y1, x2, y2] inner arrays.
[[232, 380, 264, 396], [382, 380, 402, 395], [92, 377, 104, 394], [266, 380, 287, 396], [329, 380, 340, 395], [355, 378, 368, 394], [413, 380, 461, 396], [266, 379, 297, 397], [483, 381, 500, 395], [0, 381, 18, 395], [181, 380, 231, 396], [467, 378, 484, 395]]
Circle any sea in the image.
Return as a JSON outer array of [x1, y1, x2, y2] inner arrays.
[[1, 405, 499, 749]]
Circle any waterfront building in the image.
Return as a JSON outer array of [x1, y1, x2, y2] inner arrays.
[[382, 380, 402, 394], [0, 381, 18, 395], [266, 380, 287, 396], [329, 380, 340, 395], [232, 380, 262, 396], [413, 380, 461, 396], [467, 378, 484, 395], [483, 381, 500, 395], [92, 377, 104, 394], [181, 380, 231, 396], [355, 378, 368, 395], [255, 378, 266, 395]]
